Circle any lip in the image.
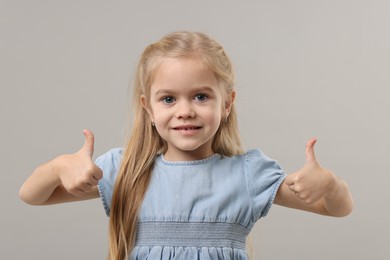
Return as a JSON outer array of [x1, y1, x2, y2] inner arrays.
[[172, 125, 202, 131]]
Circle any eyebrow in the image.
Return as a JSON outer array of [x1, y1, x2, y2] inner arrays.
[[153, 86, 216, 96]]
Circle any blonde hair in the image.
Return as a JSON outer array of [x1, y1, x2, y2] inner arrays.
[[108, 31, 243, 259]]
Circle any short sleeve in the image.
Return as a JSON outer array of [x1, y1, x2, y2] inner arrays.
[[95, 148, 123, 216], [244, 149, 286, 221]]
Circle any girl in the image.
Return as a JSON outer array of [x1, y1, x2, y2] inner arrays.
[[19, 31, 354, 260]]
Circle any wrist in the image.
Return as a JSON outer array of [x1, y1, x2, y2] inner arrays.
[[46, 156, 66, 186], [322, 173, 354, 217], [324, 171, 341, 200]]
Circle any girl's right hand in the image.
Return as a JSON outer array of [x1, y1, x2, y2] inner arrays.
[[19, 129, 103, 205], [56, 129, 103, 197]]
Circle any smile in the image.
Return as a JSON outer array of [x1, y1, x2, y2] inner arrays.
[[173, 126, 202, 130]]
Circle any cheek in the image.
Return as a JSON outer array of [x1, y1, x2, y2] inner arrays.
[[152, 109, 170, 124], [202, 108, 222, 125], [149, 103, 160, 119]]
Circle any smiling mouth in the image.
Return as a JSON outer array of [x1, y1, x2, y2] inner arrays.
[[173, 126, 202, 130]]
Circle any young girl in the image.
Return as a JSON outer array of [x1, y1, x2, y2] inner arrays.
[[19, 31, 354, 260]]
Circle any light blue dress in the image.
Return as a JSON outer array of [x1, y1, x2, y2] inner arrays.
[[97, 148, 286, 260]]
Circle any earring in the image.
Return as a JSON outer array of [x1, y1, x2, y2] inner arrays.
[[225, 113, 229, 123], [152, 122, 156, 127]]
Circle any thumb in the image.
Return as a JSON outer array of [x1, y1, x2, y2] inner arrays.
[[82, 129, 95, 158], [305, 138, 317, 163]]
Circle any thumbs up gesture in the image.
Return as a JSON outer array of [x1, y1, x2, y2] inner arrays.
[[284, 138, 337, 205], [57, 129, 103, 197]]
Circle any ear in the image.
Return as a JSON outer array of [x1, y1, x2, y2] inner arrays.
[[225, 90, 236, 117], [140, 95, 154, 122]]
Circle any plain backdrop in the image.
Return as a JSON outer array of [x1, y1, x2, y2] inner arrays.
[[1, 1, 389, 259]]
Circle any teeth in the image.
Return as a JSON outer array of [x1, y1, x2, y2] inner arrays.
[[177, 127, 199, 130]]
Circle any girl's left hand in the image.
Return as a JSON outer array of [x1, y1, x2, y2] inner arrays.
[[284, 138, 337, 205]]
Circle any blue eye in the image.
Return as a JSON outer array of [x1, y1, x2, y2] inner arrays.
[[194, 93, 208, 102], [162, 96, 176, 104]]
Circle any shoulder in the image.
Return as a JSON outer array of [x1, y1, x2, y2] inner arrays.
[[95, 148, 123, 183], [96, 147, 123, 159], [240, 149, 286, 219], [236, 149, 285, 178], [223, 149, 277, 167], [95, 148, 123, 167], [244, 149, 281, 168], [215, 149, 284, 180], [95, 148, 123, 216]]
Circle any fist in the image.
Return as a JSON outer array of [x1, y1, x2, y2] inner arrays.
[[284, 138, 337, 204], [57, 129, 103, 197]]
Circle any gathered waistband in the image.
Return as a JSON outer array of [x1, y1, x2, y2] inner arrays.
[[135, 221, 250, 250]]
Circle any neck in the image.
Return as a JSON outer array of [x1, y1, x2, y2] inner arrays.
[[163, 148, 214, 162]]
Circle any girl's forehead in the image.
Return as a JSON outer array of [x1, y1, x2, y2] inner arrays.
[[156, 57, 209, 73], [150, 58, 218, 91]]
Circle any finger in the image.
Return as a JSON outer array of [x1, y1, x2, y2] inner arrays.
[[88, 176, 99, 186], [82, 129, 95, 158], [287, 184, 296, 193], [93, 167, 103, 180], [79, 182, 92, 192], [71, 188, 85, 198], [305, 138, 317, 163], [284, 174, 295, 186]]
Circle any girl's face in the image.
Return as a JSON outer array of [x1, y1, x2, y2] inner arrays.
[[142, 57, 231, 161]]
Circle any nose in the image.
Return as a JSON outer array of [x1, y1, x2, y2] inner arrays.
[[175, 100, 195, 119]]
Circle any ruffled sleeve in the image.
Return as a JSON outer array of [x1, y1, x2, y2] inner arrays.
[[95, 148, 123, 216], [244, 149, 286, 221]]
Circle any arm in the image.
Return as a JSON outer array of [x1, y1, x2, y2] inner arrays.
[[19, 130, 102, 205], [274, 139, 354, 217]]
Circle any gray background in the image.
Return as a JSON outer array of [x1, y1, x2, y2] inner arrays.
[[1, 1, 389, 259]]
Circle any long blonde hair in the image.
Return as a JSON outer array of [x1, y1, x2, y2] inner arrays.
[[108, 31, 243, 259]]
